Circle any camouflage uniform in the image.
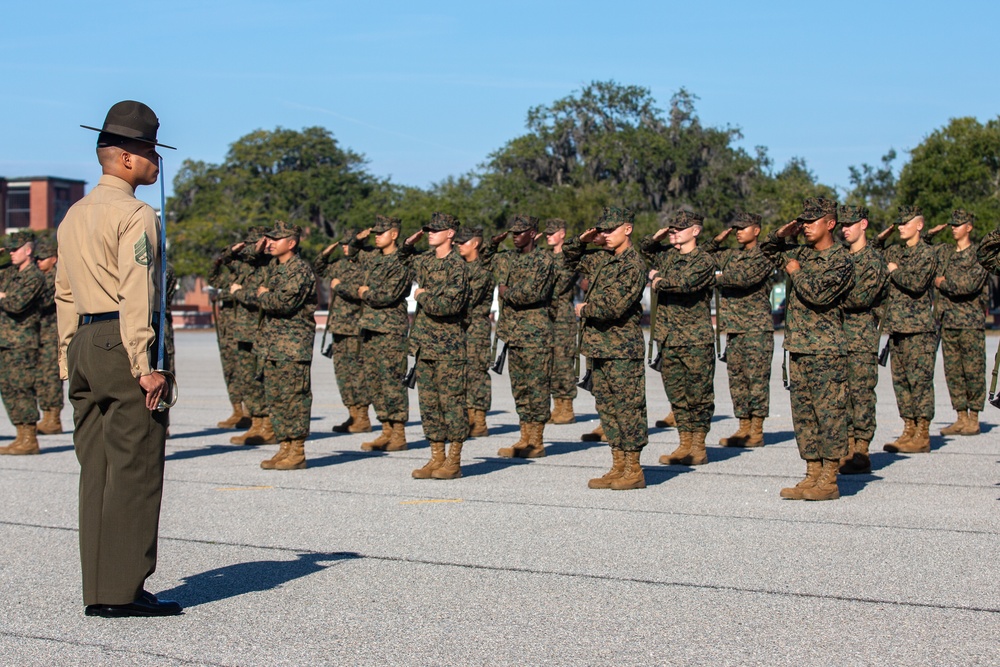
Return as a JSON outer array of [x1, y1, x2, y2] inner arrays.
[[401, 217, 470, 445], [704, 214, 773, 424], [0, 233, 45, 429], [640, 212, 717, 436], [256, 229, 317, 443], [760, 201, 854, 465], [228, 235, 270, 420], [208, 246, 242, 407], [482, 215, 557, 426], [873, 207, 938, 424], [456, 227, 494, 414], [976, 227, 1000, 273], [344, 217, 413, 425], [314, 240, 369, 411], [930, 211, 987, 415], [546, 219, 579, 409], [33, 238, 63, 415]]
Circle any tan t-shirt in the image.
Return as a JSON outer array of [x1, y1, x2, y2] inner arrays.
[[55, 174, 161, 379]]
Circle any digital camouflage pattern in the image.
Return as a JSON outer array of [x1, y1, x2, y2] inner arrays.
[[838, 205, 868, 225], [208, 246, 241, 404], [35, 263, 63, 410], [508, 213, 538, 234], [482, 242, 556, 348], [401, 245, 469, 359], [0, 262, 45, 425], [344, 242, 413, 336], [789, 353, 849, 460], [660, 344, 715, 433], [314, 249, 369, 407], [874, 237, 936, 334], [595, 206, 634, 231], [798, 197, 839, 221], [704, 238, 772, 334], [362, 331, 408, 422], [562, 234, 647, 451], [329, 334, 368, 407], [888, 331, 937, 420], [950, 209, 976, 227], [549, 250, 579, 400], [896, 205, 922, 225], [728, 211, 762, 228], [639, 239, 716, 347], [509, 346, 552, 422], [227, 248, 270, 416], [940, 328, 985, 412], [666, 210, 704, 229], [562, 238, 645, 360], [463, 256, 494, 411], [846, 354, 879, 442], [843, 244, 889, 354], [262, 359, 311, 441], [759, 233, 854, 354], [975, 227, 1000, 273], [417, 358, 469, 442], [725, 331, 773, 419]]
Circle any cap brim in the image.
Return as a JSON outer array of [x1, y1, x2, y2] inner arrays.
[[81, 125, 176, 150]]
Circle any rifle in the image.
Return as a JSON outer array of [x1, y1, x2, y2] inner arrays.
[[781, 350, 790, 391], [320, 292, 334, 358], [574, 248, 608, 392], [647, 286, 663, 371], [577, 358, 593, 392], [989, 339, 1000, 409], [402, 349, 419, 389], [491, 341, 508, 374]]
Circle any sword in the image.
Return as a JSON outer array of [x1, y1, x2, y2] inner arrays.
[[155, 157, 177, 411]]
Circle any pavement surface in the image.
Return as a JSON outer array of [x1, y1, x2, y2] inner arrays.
[[1, 330, 997, 666]]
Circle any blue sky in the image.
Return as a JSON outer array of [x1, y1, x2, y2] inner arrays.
[[3, 1, 999, 208]]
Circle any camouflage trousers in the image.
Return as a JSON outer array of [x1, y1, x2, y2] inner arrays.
[[262, 359, 311, 441], [725, 332, 772, 419], [35, 331, 64, 410], [592, 358, 647, 452], [550, 324, 578, 401], [465, 335, 492, 411], [215, 305, 242, 404], [509, 346, 552, 423], [889, 332, 937, 420], [331, 334, 368, 407], [234, 341, 266, 416], [0, 347, 40, 425], [417, 358, 469, 443], [788, 352, 848, 461], [660, 344, 715, 433], [846, 353, 879, 442], [362, 331, 408, 423], [941, 328, 985, 412]]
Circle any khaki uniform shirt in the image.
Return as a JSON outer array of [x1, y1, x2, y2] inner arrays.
[[55, 174, 161, 379]]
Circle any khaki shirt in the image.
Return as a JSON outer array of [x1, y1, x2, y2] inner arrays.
[[55, 174, 161, 379]]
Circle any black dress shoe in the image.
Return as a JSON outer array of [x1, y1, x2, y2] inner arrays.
[[85, 591, 183, 618]]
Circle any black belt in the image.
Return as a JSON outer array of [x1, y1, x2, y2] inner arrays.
[[79, 312, 120, 325]]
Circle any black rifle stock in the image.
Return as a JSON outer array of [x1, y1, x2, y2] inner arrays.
[[491, 341, 508, 375]]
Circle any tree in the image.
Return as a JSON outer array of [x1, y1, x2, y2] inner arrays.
[[845, 149, 898, 226], [895, 117, 1000, 235]]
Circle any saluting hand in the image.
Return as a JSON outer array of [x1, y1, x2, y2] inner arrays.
[[776, 220, 801, 238], [257, 286, 269, 296], [714, 228, 732, 243], [927, 224, 947, 236], [579, 228, 600, 244], [877, 224, 897, 242], [406, 230, 424, 245], [322, 243, 337, 256], [491, 231, 509, 245], [231, 242, 246, 252], [357, 228, 372, 240], [652, 227, 671, 243]]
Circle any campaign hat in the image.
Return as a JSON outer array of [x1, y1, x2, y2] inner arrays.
[[81, 100, 176, 150]]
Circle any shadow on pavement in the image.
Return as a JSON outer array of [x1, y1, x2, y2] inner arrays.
[[460, 456, 533, 477], [640, 464, 688, 487], [838, 473, 884, 497], [166, 444, 250, 461], [156, 551, 362, 608], [762, 430, 795, 445], [168, 427, 236, 441], [40, 444, 74, 455]]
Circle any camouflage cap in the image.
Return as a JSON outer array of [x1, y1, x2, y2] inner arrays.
[[371, 214, 402, 234], [245, 225, 269, 243], [896, 205, 923, 225], [4, 230, 35, 251], [666, 210, 705, 230], [33, 236, 56, 259], [338, 228, 358, 244], [454, 226, 484, 244], [423, 212, 460, 232], [838, 205, 869, 225], [595, 206, 634, 232], [264, 220, 301, 240], [950, 209, 976, 226], [797, 197, 838, 222], [543, 218, 567, 234], [508, 214, 539, 234], [728, 211, 762, 229]]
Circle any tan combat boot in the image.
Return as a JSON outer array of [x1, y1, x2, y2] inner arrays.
[[217, 402, 249, 429], [655, 411, 677, 428], [37, 408, 63, 435], [840, 439, 871, 475], [2, 425, 40, 455], [517, 422, 546, 458], [803, 459, 841, 501], [432, 442, 464, 479], [331, 406, 356, 433], [548, 398, 576, 425], [260, 441, 291, 469], [469, 409, 489, 438], [746, 416, 765, 447], [959, 410, 980, 436], [245, 416, 277, 446], [719, 418, 751, 447], [348, 405, 372, 433], [780, 460, 822, 499], [580, 423, 606, 442], [660, 431, 692, 465], [687, 431, 709, 465], [940, 410, 967, 436], [273, 440, 307, 470], [610, 450, 646, 490], [883, 418, 916, 452], [385, 421, 408, 451], [230, 417, 263, 445], [361, 421, 392, 451], [412, 442, 446, 479], [498, 423, 530, 457], [588, 448, 626, 489], [839, 436, 857, 468]]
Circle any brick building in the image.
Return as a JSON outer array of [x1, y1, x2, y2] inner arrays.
[[1, 176, 86, 233]]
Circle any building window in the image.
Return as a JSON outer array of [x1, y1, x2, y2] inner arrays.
[[54, 186, 72, 226], [5, 187, 30, 230]]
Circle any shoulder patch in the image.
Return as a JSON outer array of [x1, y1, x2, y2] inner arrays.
[[134, 233, 152, 266]]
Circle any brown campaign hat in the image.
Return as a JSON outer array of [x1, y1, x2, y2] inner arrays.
[[81, 100, 176, 150]]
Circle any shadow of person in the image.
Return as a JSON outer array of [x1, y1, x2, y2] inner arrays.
[[156, 551, 362, 608]]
